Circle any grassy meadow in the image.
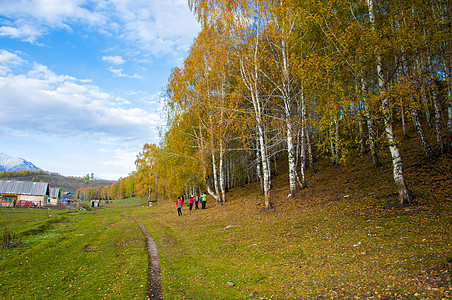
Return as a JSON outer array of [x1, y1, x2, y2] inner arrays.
[[0, 199, 148, 299], [1, 154, 451, 299]]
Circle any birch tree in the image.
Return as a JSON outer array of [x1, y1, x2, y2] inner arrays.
[[366, 0, 412, 205]]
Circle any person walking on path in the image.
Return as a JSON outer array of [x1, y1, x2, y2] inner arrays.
[[176, 197, 183, 216], [189, 195, 194, 211], [194, 193, 199, 210], [201, 192, 207, 210]]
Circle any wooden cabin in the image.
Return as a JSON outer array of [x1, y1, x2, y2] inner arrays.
[[0, 180, 50, 208], [48, 187, 61, 206]]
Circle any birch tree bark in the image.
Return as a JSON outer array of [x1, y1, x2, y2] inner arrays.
[[239, 39, 272, 209], [361, 78, 381, 167], [264, 4, 299, 197], [411, 108, 437, 160], [367, 0, 412, 205]]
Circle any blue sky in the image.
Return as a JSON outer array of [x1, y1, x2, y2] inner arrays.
[[0, 0, 200, 180]]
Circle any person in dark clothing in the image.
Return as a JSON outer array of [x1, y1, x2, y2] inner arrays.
[[195, 193, 199, 209], [176, 197, 183, 216]]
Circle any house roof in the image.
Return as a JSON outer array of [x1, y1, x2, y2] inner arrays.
[[0, 180, 49, 196]]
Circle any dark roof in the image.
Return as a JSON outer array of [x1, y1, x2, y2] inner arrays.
[[0, 180, 49, 196]]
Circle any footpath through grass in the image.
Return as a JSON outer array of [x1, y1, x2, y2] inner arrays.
[[0, 199, 148, 299], [1, 157, 451, 299]]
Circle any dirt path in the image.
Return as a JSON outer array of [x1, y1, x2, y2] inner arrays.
[[119, 212, 163, 299]]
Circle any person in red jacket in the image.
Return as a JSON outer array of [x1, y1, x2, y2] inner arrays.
[[189, 195, 194, 211], [176, 197, 183, 216]]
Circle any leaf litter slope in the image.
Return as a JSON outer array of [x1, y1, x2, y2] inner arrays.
[[143, 141, 451, 299]]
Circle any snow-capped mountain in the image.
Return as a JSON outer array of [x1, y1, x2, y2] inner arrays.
[[0, 153, 41, 172]]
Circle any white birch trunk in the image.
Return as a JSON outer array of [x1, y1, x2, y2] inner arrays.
[[306, 121, 315, 175], [219, 141, 226, 203], [256, 142, 264, 193], [286, 118, 297, 196], [329, 126, 335, 164], [239, 36, 272, 209], [299, 89, 307, 188], [432, 88, 445, 154], [362, 77, 381, 167], [199, 122, 217, 201], [400, 100, 407, 138], [446, 63, 452, 154], [411, 108, 437, 160], [211, 152, 221, 203], [335, 116, 340, 165], [368, 0, 412, 205], [365, 108, 381, 167]]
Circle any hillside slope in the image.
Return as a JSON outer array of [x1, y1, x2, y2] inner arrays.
[[130, 123, 452, 299]]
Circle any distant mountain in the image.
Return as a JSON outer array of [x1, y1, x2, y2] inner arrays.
[[0, 153, 41, 172]]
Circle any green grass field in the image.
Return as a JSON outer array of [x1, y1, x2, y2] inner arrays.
[[0, 200, 148, 299], [1, 156, 451, 299]]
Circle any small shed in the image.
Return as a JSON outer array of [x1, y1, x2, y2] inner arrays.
[[48, 187, 61, 206], [0, 180, 50, 208]]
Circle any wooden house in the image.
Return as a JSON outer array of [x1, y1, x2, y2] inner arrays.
[[0, 180, 50, 208], [48, 187, 61, 206]]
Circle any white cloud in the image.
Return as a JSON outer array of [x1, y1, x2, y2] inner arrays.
[[102, 55, 125, 64], [0, 54, 159, 140], [0, 0, 106, 42], [0, 49, 25, 66], [0, 23, 45, 43], [108, 66, 142, 79], [0, 0, 200, 57], [0, 49, 25, 71]]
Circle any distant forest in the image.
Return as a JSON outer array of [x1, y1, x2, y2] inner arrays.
[[0, 170, 114, 195], [0, 170, 50, 178]]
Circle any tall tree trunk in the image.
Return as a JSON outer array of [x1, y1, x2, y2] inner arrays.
[[286, 118, 297, 196], [211, 152, 221, 203], [400, 99, 407, 139], [358, 105, 367, 154], [361, 74, 382, 168], [259, 123, 272, 208], [240, 41, 272, 209], [299, 89, 307, 188], [334, 115, 340, 166], [329, 126, 335, 165], [365, 108, 381, 167], [411, 108, 437, 160], [447, 95, 452, 154], [382, 92, 412, 205], [256, 136, 264, 193], [305, 121, 316, 175], [154, 171, 158, 201], [431, 87, 445, 155], [219, 141, 226, 203], [199, 122, 218, 202], [368, 0, 412, 205]]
